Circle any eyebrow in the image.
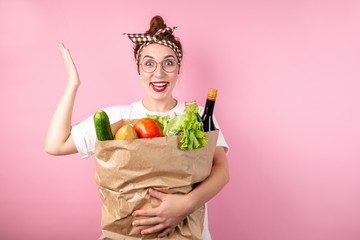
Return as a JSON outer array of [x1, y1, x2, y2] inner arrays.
[[142, 55, 175, 60], [164, 55, 175, 59]]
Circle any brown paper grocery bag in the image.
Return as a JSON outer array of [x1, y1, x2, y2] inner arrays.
[[94, 119, 219, 240]]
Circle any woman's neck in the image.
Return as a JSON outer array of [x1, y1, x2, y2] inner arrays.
[[142, 97, 177, 112]]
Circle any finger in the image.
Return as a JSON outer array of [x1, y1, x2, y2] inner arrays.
[[133, 216, 164, 227], [158, 227, 173, 238], [58, 42, 68, 54], [148, 188, 166, 201], [57, 42, 62, 52], [141, 224, 166, 235], [58, 43, 66, 59], [58, 42, 65, 48], [58, 42, 64, 49], [65, 47, 75, 64], [63, 47, 72, 63], [58, 43, 72, 67], [58, 42, 70, 62], [132, 208, 159, 217], [58, 43, 71, 72]]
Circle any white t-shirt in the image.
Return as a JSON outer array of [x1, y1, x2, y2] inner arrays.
[[71, 100, 229, 240]]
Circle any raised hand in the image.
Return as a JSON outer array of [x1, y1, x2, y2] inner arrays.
[[44, 43, 81, 156], [58, 42, 80, 89]]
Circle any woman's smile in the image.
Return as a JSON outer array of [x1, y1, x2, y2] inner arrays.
[[139, 43, 179, 102], [150, 81, 169, 92]]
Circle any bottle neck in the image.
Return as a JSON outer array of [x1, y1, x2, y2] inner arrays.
[[204, 99, 215, 116]]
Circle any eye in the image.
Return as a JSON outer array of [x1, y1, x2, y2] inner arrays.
[[143, 60, 155, 66], [163, 59, 175, 66]]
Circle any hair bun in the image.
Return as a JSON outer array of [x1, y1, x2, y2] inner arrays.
[[132, 15, 183, 66], [148, 15, 167, 34]]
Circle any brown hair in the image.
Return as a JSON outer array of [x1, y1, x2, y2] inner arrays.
[[134, 16, 183, 64]]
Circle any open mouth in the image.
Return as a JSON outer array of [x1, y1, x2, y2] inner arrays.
[[151, 81, 168, 92]]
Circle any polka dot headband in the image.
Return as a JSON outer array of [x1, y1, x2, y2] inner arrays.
[[123, 26, 183, 64]]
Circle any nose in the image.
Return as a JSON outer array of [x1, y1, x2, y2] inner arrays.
[[153, 63, 166, 78]]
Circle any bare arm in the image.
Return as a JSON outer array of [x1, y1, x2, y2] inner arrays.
[[45, 43, 80, 155], [132, 146, 230, 236], [186, 146, 229, 209]]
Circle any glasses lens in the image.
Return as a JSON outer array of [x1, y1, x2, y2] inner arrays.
[[162, 59, 177, 73], [141, 59, 156, 73]]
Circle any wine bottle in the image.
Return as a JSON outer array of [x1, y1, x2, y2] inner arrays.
[[201, 88, 217, 132]]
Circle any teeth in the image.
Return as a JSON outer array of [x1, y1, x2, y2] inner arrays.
[[152, 82, 167, 87]]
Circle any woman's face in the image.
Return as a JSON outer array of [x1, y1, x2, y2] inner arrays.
[[138, 43, 179, 102]]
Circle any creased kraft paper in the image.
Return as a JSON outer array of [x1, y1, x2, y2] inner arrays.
[[94, 119, 219, 240]]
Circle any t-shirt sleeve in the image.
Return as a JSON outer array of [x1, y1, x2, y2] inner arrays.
[[70, 106, 124, 159], [213, 115, 230, 153], [71, 113, 97, 159]]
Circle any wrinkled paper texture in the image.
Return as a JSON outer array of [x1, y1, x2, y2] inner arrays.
[[95, 119, 219, 240]]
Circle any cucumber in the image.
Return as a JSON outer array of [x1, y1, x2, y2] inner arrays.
[[94, 110, 113, 141]]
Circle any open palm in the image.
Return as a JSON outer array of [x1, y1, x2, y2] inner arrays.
[[58, 42, 80, 88]]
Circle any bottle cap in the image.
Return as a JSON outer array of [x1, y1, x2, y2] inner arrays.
[[207, 88, 217, 101]]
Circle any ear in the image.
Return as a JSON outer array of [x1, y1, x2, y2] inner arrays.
[[177, 61, 182, 74]]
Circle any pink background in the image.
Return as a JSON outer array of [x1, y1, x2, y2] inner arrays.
[[1, 0, 360, 239]]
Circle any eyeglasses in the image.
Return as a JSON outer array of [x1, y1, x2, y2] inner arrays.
[[139, 58, 180, 73]]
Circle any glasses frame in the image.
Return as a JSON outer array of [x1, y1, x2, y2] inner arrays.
[[139, 58, 180, 73]]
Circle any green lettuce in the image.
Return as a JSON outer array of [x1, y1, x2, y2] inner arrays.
[[147, 104, 207, 150]]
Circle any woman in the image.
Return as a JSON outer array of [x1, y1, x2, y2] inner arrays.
[[45, 15, 229, 239]]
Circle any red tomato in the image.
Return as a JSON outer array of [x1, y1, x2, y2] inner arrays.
[[133, 118, 162, 138]]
